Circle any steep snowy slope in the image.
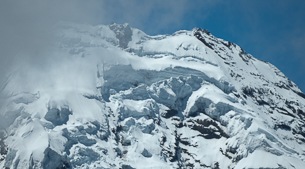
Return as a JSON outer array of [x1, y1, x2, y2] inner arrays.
[[1, 23, 305, 169]]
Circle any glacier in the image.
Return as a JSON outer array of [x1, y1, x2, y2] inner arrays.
[[0, 23, 305, 169]]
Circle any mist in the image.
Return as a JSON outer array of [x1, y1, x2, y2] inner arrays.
[[0, 0, 106, 124], [0, 0, 101, 70], [1, 1, 103, 73]]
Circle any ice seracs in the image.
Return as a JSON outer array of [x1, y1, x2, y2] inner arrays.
[[1, 23, 305, 169]]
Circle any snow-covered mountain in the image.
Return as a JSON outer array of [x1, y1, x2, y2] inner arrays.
[[1, 23, 305, 169]]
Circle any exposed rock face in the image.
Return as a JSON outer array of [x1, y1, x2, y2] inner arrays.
[[0, 23, 305, 169], [109, 23, 133, 49], [44, 107, 72, 126]]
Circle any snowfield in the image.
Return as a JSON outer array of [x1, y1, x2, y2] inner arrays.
[[1, 23, 305, 169]]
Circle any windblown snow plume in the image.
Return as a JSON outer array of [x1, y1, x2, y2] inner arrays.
[[1, 23, 305, 169]]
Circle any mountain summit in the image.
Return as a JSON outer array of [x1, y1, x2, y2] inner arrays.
[[1, 23, 305, 169]]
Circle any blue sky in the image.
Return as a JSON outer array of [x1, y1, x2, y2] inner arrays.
[[1, 0, 304, 92]]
